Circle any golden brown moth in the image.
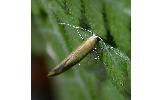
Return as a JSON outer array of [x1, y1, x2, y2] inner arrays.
[[48, 34, 99, 77]]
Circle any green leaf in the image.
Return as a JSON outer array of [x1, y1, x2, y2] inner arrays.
[[32, 0, 131, 100], [100, 41, 131, 97], [103, 0, 131, 56]]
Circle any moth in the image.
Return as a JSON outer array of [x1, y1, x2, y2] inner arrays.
[[48, 34, 100, 77]]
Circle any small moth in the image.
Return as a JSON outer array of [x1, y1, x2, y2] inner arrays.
[[48, 34, 99, 77]]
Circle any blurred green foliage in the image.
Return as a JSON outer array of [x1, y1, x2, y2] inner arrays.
[[32, 0, 131, 100]]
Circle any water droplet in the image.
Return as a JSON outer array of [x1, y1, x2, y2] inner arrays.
[[120, 82, 124, 86], [112, 78, 115, 81], [115, 52, 119, 55]]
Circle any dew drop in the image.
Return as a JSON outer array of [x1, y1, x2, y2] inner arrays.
[[75, 27, 80, 29], [112, 78, 115, 81], [105, 67, 108, 70], [120, 82, 124, 86], [95, 58, 97, 59]]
